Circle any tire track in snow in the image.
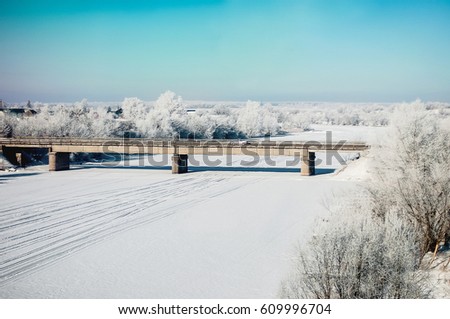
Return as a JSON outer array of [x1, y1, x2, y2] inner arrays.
[[0, 177, 195, 220], [0, 172, 263, 286]]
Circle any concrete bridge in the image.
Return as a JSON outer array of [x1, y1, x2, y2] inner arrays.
[[0, 137, 369, 175]]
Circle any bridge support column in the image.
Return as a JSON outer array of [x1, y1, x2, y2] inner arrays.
[[15, 152, 24, 167], [300, 149, 316, 176], [49, 152, 70, 171], [172, 154, 188, 174], [0, 146, 5, 170]]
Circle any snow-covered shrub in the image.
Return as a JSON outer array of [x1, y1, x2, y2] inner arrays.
[[280, 197, 430, 299], [369, 100, 450, 256]]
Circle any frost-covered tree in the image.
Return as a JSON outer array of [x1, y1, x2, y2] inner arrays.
[[12, 104, 72, 137], [134, 91, 187, 138], [261, 104, 280, 136], [369, 100, 450, 256], [280, 197, 430, 299], [236, 100, 281, 137], [6, 100, 121, 138], [74, 98, 89, 113], [89, 107, 120, 138], [3, 97, 445, 140], [0, 115, 13, 137], [237, 100, 262, 137], [184, 112, 212, 139], [155, 90, 187, 137], [121, 97, 146, 120]]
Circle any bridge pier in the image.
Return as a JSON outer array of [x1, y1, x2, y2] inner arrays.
[[0, 146, 5, 170], [49, 152, 70, 171], [15, 152, 24, 167], [172, 154, 188, 174], [300, 150, 316, 176]]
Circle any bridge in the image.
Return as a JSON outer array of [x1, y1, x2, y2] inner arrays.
[[0, 137, 369, 175]]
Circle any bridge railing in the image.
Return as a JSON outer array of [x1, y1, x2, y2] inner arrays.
[[0, 137, 369, 151]]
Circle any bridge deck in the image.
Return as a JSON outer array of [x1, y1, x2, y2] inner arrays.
[[0, 137, 369, 156]]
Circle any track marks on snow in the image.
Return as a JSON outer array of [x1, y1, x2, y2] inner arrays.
[[0, 172, 259, 285]]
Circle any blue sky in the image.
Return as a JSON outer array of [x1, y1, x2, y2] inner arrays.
[[1, 0, 450, 102]]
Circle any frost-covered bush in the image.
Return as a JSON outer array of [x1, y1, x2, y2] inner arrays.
[[280, 197, 430, 299], [369, 100, 450, 256]]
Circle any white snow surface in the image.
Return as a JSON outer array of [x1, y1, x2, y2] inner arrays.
[[0, 128, 371, 298], [271, 124, 387, 144]]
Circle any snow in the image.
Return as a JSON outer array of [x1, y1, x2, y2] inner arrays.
[[270, 124, 387, 144], [0, 152, 364, 298], [0, 125, 379, 298], [422, 251, 450, 298]]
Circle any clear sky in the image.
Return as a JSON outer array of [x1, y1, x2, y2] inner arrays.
[[1, 0, 450, 103]]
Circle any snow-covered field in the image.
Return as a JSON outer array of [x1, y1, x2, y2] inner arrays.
[[0, 128, 372, 298], [272, 124, 386, 144]]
